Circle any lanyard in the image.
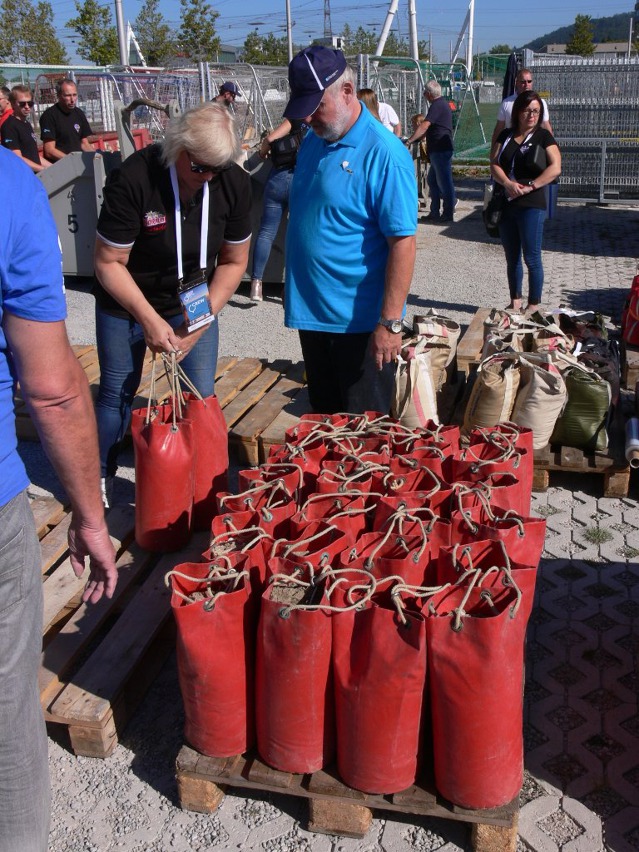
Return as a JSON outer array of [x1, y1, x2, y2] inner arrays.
[[169, 164, 210, 283]]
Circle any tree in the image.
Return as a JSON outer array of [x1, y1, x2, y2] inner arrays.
[[67, 0, 119, 65], [178, 0, 219, 62], [566, 14, 595, 55], [242, 29, 263, 64], [0, 0, 68, 63], [489, 44, 512, 54], [241, 29, 289, 65], [134, 0, 176, 65]]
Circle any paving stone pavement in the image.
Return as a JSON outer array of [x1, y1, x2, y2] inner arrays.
[[43, 187, 639, 851]]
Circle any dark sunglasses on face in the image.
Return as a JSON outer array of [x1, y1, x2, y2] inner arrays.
[[18, 100, 34, 107], [189, 159, 232, 175]]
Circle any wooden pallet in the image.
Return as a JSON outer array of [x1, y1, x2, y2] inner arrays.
[[456, 308, 491, 375], [35, 494, 208, 758], [15, 347, 310, 468], [622, 341, 639, 389], [176, 746, 519, 851]]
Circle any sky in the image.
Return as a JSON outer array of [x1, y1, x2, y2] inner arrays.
[[50, 0, 636, 66]]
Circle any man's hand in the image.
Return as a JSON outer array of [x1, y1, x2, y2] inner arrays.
[[68, 517, 117, 604], [370, 324, 402, 370]]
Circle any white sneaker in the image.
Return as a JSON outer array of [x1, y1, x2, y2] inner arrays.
[[250, 279, 263, 302], [100, 476, 113, 509]]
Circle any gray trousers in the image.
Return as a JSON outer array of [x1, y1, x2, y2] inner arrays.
[[0, 490, 50, 851]]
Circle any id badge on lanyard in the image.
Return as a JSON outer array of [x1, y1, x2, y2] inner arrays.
[[170, 164, 216, 333], [178, 270, 214, 332]]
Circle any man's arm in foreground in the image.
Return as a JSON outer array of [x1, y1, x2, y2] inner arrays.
[[3, 313, 117, 603], [370, 234, 416, 368]]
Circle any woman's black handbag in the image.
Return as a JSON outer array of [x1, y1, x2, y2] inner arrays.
[[270, 133, 301, 169], [483, 189, 505, 238]]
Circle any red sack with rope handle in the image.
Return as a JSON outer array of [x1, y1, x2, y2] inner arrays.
[[205, 522, 273, 596], [332, 577, 428, 793], [372, 499, 452, 569], [255, 568, 336, 773], [217, 479, 296, 538], [467, 422, 534, 514], [621, 273, 639, 345], [269, 519, 350, 577], [238, 462, 305, 507], [290, 491, 369, 545], [382, 452, 448, 494], [168, 557, 257, 757], [132, 356, 194, 551], [182, 390, 228, 531], [389, 421, 460, 457], [339, 529, 430, 587], [425, 568, 527, 808], [450, 473, 524, 519]]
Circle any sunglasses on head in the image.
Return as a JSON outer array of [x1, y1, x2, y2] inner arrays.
[[189, 158, 232, 175], [18, 100, 33, 107]]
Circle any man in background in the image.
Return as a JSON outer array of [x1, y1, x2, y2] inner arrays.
[[491, 68, 552, 147], [214, 81, 240, 108], [0, 146, 117, 852], [39, 78, 94, 161], [405, 80, 456, 223], [1, 85, 48, 173], [283, 45, 417, 414]]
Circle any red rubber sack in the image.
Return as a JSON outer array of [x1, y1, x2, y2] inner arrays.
[[383, 454, 445, 494], [621, 273, 639, 345], [339, 530, 430, 587], [270, 520, 350, 572], [169, 559, 257, 757], [448, 443, 530, 517], [468, 423, 534, 514], [451, 473, 523, 518], [373, 500, 451, 568], [182, 392, 228, 531], [316, 459, 379, 496], [290, 492, 368, 545], [436, 538, 538, 624], [390, 421, 460, 457], [426, 575, 526, 808], [333, 596, 427, 793], [255, 577, 335, 773], [132, 401, 194, 552], [373, 479, 454, 525], [217, 481, 296, 538], [237, 463, 304, 506], [205, 523, 272, 596]]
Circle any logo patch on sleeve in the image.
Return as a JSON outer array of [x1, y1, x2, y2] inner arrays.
[[143, 210, 167, 232]]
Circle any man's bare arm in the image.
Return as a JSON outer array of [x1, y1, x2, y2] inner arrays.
[[3, 313, 117, 603], [370, 235, 416, 368]]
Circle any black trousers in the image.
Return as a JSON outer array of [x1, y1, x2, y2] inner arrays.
[[298, 329, 395, 415]]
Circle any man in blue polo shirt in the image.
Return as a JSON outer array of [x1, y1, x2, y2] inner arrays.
[[0, 147, 117, 851], [283, 45, 417, 414]]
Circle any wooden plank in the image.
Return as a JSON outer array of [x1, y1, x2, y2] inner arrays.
[[457, 308, 490, 374], [222, 367, 282, 430], [49, 536, 206, 727], [215, 358, 265, 409], [306, 767, 369, 802], [40, 512, 73, 574], [42, 505, 135, 634], [40, 543, 157, 716], [246, 754, 300, 791], [232, 376, 305, 465], [30, 496, 66, 539]]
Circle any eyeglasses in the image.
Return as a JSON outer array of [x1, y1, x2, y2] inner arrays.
[[519, 79, 533, 85], [18, 100, 33, 107], [189, 158, 232, 175], [522, 109, 540, 116]]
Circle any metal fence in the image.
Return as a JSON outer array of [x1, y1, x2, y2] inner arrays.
[[528, 53, 639, 202]]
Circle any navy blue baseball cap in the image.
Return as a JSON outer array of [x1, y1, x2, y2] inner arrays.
[[284, 45, 347, 119], [220, 81, 240, 96]]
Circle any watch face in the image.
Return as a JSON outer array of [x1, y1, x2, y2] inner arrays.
[[390, 320, 403, 334]]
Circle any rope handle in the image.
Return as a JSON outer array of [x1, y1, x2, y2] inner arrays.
[[270, 566, 378, 617]]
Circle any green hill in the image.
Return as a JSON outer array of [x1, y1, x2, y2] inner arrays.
[[523, 11, 634, 51]]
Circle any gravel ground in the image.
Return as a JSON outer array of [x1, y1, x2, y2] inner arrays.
[[18, 179, 639, 851]]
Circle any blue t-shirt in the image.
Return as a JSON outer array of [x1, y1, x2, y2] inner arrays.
[[285, 103, 417, 333], [0, 147, 66, 508], [425, 97, 454, 153]]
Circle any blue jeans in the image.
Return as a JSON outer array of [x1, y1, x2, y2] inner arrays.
[[299, 330, 395, 415], [498, 205, 546, 304], [251, 167, 293, 281], [0, 491, 50, 852], [427, 150, 456, 218], [95, 305, 219, 478]]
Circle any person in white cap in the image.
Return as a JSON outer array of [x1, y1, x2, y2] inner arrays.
[[282, 45, 417, 414]]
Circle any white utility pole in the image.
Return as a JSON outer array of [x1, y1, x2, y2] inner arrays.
[[408, 0, 418, 60], [114, 0, 128, 65]]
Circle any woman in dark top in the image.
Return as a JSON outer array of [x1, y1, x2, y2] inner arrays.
[[93, 101, 252, 505], [490, 90, 561, 312]]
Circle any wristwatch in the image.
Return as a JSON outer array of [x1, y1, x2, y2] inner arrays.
[[378, 317, 403, 334]]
